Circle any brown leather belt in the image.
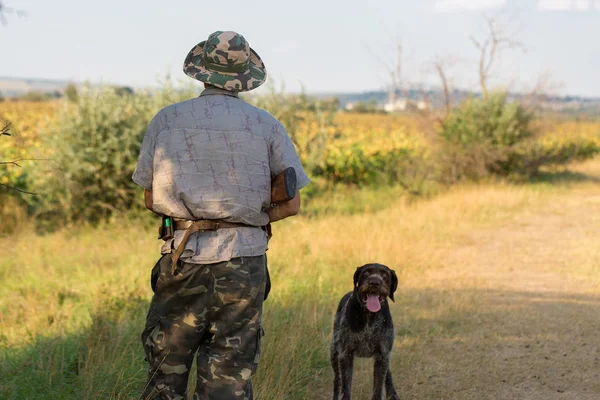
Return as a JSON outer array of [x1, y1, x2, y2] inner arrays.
[[170, 219, 254, 274]]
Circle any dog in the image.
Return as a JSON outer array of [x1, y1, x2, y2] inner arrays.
[[330, 263, 400, 400]]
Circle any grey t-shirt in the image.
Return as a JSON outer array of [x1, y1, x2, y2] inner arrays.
[[132, 87, 310, 264]]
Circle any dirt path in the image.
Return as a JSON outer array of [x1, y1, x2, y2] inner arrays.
[[395, 191, 600, 399]]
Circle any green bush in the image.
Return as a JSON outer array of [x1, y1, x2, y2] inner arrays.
[[64, 83, 78, 102], [438, 92, 600, 181], [16, 91, 54, 102], [24, 83, 196, 230], [313, 145, 432, 194], [438, 92, 535, 182], [349, 100, 382, 114], [504, 133, 600, 176], [440, 92, 533, 147]]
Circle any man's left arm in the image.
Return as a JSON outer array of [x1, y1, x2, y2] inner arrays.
[[133, 115, 160, 210]]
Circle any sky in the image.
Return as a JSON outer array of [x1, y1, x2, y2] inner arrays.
[[1, 0, 599, 97]]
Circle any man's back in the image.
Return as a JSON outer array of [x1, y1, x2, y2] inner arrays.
[[133, 86, 309, 264], [151, 89, 275, 223]]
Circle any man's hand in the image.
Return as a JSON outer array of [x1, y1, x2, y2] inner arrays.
[[267, 191, 301, 223], [144, 189, 153, 210]]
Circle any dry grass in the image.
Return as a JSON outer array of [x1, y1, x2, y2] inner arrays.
[[2, 159, 600, 399]]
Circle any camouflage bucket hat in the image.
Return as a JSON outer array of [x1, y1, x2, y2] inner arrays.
[[183, 31, 267, 92]]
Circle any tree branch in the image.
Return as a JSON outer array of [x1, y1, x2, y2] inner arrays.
[[0, 160, 21, 167], [471, 15, 526, 100], [433, 61, 451, 117], [0, 182, 36, 195], [361, 40, 395, 74], [0, 158, 52, 167], [1, 121, 11, 136]]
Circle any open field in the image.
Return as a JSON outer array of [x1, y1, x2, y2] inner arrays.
[[2, 157, 600, 399]]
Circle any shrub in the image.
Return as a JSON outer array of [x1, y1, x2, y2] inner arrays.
[[313, 143, 432, 192], [438, 92, 600, 181], [504, 132, 600, 176], [437, 92, 535, 182], [64, 83, 78, 102], [23, 83, 196, 230], [349, 100, 381, 114], [16, 91, 53, 102], [439, 92, 533, 147]]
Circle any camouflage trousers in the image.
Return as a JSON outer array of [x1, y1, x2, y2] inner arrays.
[[140, 254, 267, 400]]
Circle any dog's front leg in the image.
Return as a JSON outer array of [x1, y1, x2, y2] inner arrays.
[[385, 368, 399, 399], [331, 345, 341, 400], [372, 355, 390, 400], [339, 352, 354, 400]]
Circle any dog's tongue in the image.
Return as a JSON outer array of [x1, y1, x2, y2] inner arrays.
[[366, 295, 381, 312]]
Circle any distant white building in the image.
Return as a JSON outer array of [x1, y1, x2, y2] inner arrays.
[[383, 91, 431, 112], [416, 100, 430, 110], [383, 98, 409, 112]]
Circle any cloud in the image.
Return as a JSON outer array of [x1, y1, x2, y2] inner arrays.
[[434, 0, 508, 12], [537, 0, 599, 11]]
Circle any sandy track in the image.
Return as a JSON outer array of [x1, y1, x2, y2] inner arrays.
[[395, 191, 600, 399]]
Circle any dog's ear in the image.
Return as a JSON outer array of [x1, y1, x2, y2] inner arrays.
[[389, 269, 398, 302], [353, 266, 363, 290]]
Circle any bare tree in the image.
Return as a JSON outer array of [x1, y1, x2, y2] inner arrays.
[[362, 36, 405, 105], [434, 62, 451, 116], [521, 69, 563, 112], [428, 55, 460, 118], [470, 15, 526, 100]]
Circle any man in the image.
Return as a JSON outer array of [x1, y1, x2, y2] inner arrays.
[[132, 31, 310, 400]]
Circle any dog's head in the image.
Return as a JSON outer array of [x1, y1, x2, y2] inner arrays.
[[353, 263, 398, 313]]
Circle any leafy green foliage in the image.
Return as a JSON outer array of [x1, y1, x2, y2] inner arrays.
[[64, 83, 79, 102], [15, 91, 56, 102], [440, 92, 533, 147], [348, 100, 382, 114], [313, 144, 432, 194], [24, 83, 196, 229], [504, 132, 600, 177], [437, 92, 600, 182], [438, 92, 533, 182]]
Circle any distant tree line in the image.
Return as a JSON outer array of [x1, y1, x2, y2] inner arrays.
[[3, 83, 136, 102]]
